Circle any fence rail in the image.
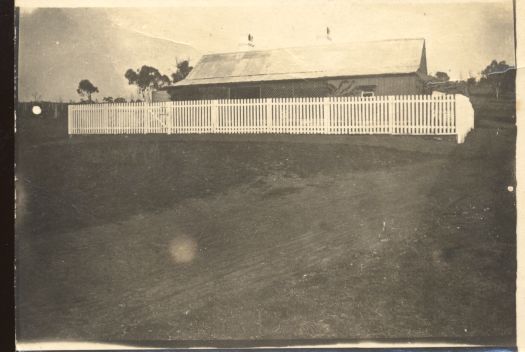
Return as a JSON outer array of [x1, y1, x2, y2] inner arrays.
[[68, 94, 475, 143]]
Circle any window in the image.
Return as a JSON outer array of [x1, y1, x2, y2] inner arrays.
[[357, 85, 377, 97], [229, 86, 261, 99]]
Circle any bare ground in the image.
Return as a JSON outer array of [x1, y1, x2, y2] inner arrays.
[[15, 114, 516, 346]]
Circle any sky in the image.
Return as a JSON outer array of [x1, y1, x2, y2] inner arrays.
[[16, 0, 516, 102]]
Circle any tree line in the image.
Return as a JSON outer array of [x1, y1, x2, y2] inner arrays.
[[427, 60, 515, 99], [76, 59, 193, 103], [76, 58, 514, 103]]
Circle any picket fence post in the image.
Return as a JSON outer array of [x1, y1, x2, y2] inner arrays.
[[455, 95, 461, 143], [67, 105, 72, 135], [165, 102, 172, 135], [323, 97, 330, 134], [388, 96, 395, 134], [266, 98, 273, 133], [211, 100, 219, 133]]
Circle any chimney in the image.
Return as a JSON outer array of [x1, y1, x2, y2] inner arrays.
[[316, 27, 333, 43], [248, 33, 255, 47], [238, 33, 255, 50]]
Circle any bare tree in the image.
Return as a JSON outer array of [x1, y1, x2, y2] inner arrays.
[[31, 92, 42, 102]]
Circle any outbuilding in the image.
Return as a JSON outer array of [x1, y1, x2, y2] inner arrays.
[[153, 38, 431, 102]]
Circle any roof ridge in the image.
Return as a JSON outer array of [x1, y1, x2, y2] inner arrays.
[[200, 37, 426, 57]]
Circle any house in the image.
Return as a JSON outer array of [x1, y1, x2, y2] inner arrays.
[[153, 38, 431, 102]]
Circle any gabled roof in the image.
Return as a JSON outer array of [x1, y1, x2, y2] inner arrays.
[[173, 38, 426, 87]]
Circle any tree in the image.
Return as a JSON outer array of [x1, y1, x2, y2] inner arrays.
[[481, 60, 513, 99], [325, 80, 358, 97], [125, 65, 171, 101], [467, 77, 477, 85], [103, 96, 114, 103], [481, 60, 511, 77], [31, 92, 42, 102], [171, 59, 193, 83], [434, 71, 450, 82], [77, 79, 99, 102], [114, 97, 127, 103]]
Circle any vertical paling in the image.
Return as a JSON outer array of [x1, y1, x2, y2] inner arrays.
[[66, 94, 470, 143]]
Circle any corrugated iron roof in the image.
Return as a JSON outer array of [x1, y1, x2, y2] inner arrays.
[[173, 38, 425, 87]]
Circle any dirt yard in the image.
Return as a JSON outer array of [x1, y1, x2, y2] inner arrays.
[[15, 101, 516, 346]]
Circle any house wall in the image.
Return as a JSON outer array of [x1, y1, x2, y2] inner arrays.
[[152, 90, 171, 102], [156, 74, 424, 102]]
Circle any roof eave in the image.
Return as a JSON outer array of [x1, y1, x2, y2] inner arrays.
[[167, 71, 420, 88]]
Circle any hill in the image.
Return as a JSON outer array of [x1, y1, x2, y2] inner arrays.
[[17, 8, 201, 102]]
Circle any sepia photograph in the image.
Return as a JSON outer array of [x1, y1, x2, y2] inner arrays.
[[14, 0, 517, 350]]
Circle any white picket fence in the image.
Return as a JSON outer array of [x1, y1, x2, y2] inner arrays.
[[68, 94, 475, 143]]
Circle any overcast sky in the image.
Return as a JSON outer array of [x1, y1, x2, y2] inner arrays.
[[17, 0, 515, 101]]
